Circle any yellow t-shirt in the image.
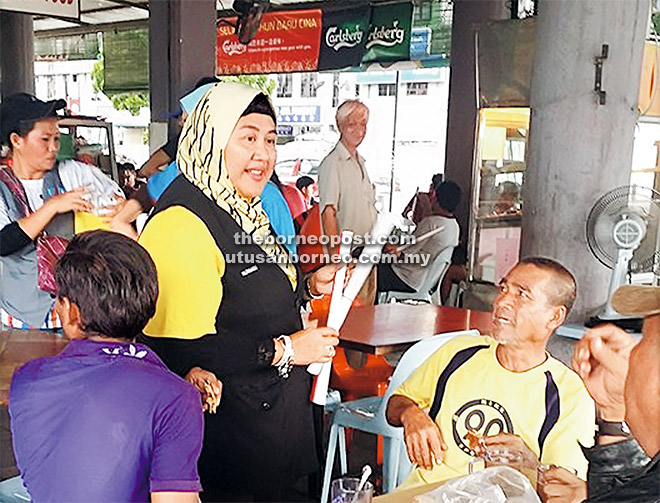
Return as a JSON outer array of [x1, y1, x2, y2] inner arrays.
[[138, 206, 225, 339], [394, 334, 595, 489]]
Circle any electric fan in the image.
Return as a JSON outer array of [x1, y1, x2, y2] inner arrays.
[[233, 0, 270, 44], [586, 185, 660, 323]]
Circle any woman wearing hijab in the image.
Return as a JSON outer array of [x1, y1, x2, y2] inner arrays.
[[138, 82, 340, 501]]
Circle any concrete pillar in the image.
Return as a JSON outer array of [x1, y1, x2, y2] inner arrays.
[[0, 12, 35, 99], [443, 0, 507, 239], [148, 0, 216, 149], [521, 0, 650, 320]]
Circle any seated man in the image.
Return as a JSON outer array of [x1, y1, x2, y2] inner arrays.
[[9, 230, 207, 502], [402, 173, 443, 225], [386, 257, 595, 490], [539, 285, 660, 503], [378, 181, 461, 295]]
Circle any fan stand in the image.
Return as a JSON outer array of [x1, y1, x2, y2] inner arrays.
[[586, 249, 643, 330], [584, 185, 659, 332], [602, 248, 633, 319]]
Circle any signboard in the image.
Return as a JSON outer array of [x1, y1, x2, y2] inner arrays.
[[640, 41, 660, 117], [362, 2, 412, 63], [103, 28, 149, 93], [216, 9, 322, 75], [317, 5, 370, 71], [0, 0, 80, 20], [277, 125, 294, 136], [410, 27, 432, 59], [67, 98, 80, 115], [276, 105, 321, 125]]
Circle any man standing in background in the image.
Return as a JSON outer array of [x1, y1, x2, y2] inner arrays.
[[318, 100, 377, 305]]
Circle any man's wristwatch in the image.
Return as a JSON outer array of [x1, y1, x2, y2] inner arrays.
[[597, 419, 631, 437]]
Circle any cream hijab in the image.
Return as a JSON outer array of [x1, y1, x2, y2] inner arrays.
[[177, 82, 296, 289]]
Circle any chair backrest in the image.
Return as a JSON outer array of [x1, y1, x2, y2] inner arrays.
[[376, 329, 481, 490], [418, 245, 454, 296], [378, 329, 481, 416]]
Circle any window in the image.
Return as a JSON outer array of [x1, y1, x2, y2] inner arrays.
[[415, 1, 432, 22], [515, 0, 537, 19], [378, 84, 396, 96], [277, 74, 293, 98], [406, 82, 428, 96], [47, 76, 57, 100], [300, 73, 318, 98], [331, 74, 339, 107]]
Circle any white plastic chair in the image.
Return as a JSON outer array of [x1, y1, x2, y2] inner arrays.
[[0, 476, 29, 502], [320, 329, 480, 503], [380, 246, 455, 304]]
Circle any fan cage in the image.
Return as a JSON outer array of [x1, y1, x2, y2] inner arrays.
[[586, 185, 660, 273]]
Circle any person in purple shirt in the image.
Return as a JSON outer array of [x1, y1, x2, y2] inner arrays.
[[9, 230, 206, 502]]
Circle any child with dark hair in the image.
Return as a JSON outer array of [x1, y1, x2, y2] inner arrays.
[[118, 162, 144, 199], [9, 230, 206, 502], [296, 175, 318, 208]]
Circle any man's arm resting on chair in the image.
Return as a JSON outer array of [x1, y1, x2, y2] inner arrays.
[[152, 492, 199, 503], [387, 394, 448, 470]]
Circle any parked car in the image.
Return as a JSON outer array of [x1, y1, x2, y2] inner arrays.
[[275, 157, 321, 185], [274, 134, 402, 211], [57, 117, 119, 183]]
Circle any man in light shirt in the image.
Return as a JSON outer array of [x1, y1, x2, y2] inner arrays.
[[318, 100, 377, 304], [387, 258, 595, 492]]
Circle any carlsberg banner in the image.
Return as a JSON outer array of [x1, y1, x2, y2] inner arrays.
[[317, 5, 370, 71], [363, 2, 413, 63], [215, 2, 414, 74]]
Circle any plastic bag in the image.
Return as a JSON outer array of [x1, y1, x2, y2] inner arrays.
[[413, 466, 541, 503]]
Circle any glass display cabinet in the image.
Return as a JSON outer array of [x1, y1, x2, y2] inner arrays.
[[468, 107, 530, 283]]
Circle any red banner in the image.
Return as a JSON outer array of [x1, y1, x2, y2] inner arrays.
[[216, 9, 323, 75]]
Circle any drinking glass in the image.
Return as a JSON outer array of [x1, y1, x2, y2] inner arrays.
[[468, 446, 524, 474], [331, 477, 373, 503]]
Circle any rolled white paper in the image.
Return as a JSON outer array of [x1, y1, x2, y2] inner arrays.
[[328, 231, 353, 322], [310, 359, 333, 404], [308, 231, 353, 377], [307, 364, 324, 377], [308, 217, 397, 405], [342, 214, 397, 301]]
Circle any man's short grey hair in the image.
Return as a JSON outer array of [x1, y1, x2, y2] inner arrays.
[[336, 100, 369, 129], [518, 256, 577, 314]]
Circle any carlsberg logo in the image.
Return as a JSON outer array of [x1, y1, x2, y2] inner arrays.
[[222, 40, 247, 56], [366, 20, 406, 49], [325, 25, 364, 51]]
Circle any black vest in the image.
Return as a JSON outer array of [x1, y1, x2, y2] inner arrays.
[[140, 176, 317, 493]]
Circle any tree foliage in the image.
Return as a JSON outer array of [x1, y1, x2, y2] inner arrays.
[[219, 74, 277, 96], [91, 55, 276, 115], [91, 56, 149, 116]]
